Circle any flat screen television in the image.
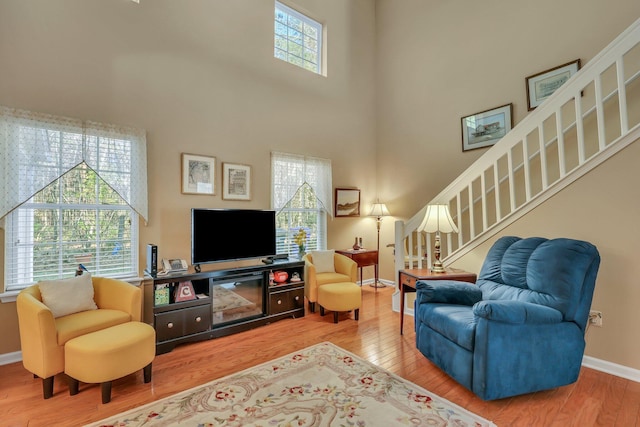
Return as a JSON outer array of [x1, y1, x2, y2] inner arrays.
[[191, 208, 277, 265]]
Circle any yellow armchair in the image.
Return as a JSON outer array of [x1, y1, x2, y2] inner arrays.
[[303, 252, 357, 313], [16, 276, 141, 399]]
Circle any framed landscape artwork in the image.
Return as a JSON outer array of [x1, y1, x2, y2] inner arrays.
[[335, 188, 360, 217], [182, 153, 215, 195], [222, 162, 251, 201], [461, 103, 513, 152], [526, 59, 581, 110]]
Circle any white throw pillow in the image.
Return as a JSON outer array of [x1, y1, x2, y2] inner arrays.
[[38, 273, 98, 318], [311, 250, 335, 273]]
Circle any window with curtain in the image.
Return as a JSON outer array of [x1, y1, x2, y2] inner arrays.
[[1, 106, 148, 292], [271, 151, 332, 258]]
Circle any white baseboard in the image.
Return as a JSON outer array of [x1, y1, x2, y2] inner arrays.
[[582, 355, 640, 382], [391, 290, 640, 383], [359, 278, 395, 289], [0, 351, 22, 366]]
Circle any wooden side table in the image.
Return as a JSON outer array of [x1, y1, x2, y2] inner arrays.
[[399, 268, 477, 335], [335, 249, 379, 289]]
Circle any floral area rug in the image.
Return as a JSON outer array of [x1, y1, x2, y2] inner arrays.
[[87, 342, 495, 427]]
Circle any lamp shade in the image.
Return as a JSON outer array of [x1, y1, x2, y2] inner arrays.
[[369, 202, 390, 218], [418, 204, 459, 233]]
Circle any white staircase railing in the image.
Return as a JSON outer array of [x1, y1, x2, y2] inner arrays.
[[394, 17, 640, 278]]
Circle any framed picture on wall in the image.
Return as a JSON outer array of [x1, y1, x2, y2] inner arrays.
[[335, 188, 361, 217], [222, 162, 251, 201], [182, 153, 215, 195], [526, 59, 581, 110], [461, 103, 513, 152]]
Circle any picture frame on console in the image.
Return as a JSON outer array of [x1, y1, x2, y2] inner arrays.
[[335, 188, 361, 217], [182, 153, 216, 195], [222, 162, 251, 201], [526, 59, 581, 110], [175, 281, 197, 302], [461, 103, 513, 152]]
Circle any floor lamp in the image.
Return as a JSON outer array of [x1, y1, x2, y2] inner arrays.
[[418, 204, 458, 273], [369, 200, 390, 288]]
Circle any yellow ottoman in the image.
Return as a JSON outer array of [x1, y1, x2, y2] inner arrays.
[[317, 282, 361, 323], [65, 322, 155, 403]]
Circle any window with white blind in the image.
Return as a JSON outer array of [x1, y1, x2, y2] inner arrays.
[[271, 152, 332, 258], [1, 106, 147, 291], [274, 1, 323, 75]]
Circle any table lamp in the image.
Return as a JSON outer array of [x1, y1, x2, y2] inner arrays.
[[369, 200, 390, 287], [418, 204, 458, 273]]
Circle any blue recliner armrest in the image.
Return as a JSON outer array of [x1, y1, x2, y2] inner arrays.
[[473, 300, 563, 324], [416, 280, 482, 306]]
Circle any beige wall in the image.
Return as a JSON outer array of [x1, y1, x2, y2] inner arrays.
[[1, 0, 639, 371], [375, 0, 640, 369], [375, 0, 640, 218], [0, 0, 377, 354]]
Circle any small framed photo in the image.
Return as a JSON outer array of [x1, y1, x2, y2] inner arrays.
[[526, 59, 581, 110], [182, 153, 215, 195], [222, 162, 251, 201], [335, 188, 361, 217], [461, 103, 513, 152]]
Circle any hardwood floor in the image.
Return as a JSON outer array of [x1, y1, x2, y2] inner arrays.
[[1, 285, 638, 426]]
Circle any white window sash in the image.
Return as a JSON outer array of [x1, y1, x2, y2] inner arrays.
[[5, 199, 139, 290], [274, 205, 327, 255]]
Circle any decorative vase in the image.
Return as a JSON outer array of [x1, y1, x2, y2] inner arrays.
[[352, 237, 360, 250], [298, 245, 306, 258]]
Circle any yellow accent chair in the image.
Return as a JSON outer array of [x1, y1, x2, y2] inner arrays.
[[16, 276, 142, 399], [303, 251, 357, 313]]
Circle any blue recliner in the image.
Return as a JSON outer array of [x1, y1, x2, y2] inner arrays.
[[414, 236, 600, 400]]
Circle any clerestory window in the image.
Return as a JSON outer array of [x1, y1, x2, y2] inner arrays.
[[274, 1, 323, 75]]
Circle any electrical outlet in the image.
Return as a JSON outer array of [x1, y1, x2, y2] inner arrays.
[[589, 310, 603, 327]]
